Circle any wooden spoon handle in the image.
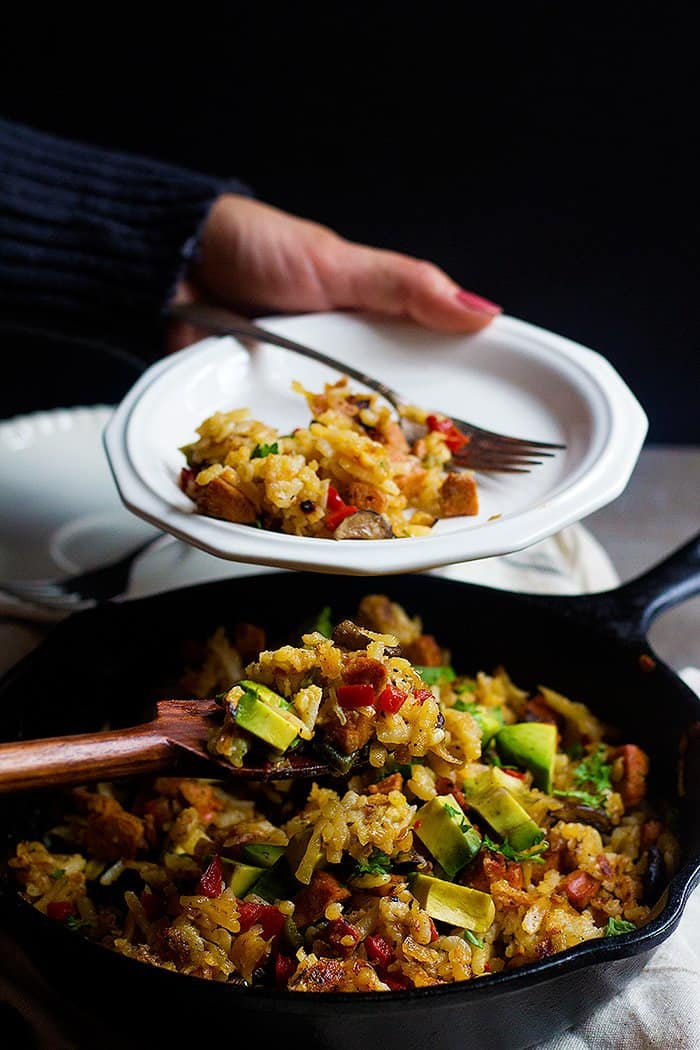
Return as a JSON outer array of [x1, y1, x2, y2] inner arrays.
[[0, 722, 173, 793]]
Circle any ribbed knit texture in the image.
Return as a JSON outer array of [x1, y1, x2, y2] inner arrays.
[[0, 117, 251, 357]]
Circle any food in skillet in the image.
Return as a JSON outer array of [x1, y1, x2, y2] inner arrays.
[[10, 596, 679, 991], [179, 378, 478, 539]]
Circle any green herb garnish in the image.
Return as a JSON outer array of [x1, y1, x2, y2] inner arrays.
[[555, 744, 612, 807], [416, 666, 456, 685], [481, 834, 548, 864], [314, 605, 333, 638], [552, 788, 603, 808], [251, 442, 279, 459], [65, 915, 90, 932], [353, 849, 392, 876], [604, 917, 636, 937], [50, 868, 66, 881], [444, 803, 472, 835], [463, 929, 485, 948]]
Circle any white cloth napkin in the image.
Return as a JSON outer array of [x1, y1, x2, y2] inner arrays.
[[0, 526, 698, 1049]]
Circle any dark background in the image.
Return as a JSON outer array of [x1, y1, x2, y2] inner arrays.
[[1, 5, 697, 441]]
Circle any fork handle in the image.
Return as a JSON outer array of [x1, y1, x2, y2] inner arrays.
[[168, 302, 406, 409], [0, 722, 173, 793]]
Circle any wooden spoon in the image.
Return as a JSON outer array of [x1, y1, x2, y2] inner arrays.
[[0, 699, 333, 793]]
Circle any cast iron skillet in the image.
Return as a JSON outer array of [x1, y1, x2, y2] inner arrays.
[[1, 534, 700, 1050]]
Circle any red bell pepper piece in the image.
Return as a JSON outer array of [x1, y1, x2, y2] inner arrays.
[[426, 414, 470, 453], [326, 485, 345, 512], [274, 952, 297, 987], [46, 901, 75, 922], [365, 934, 394, 965], [337, 683, 375, 708], [196, 855, 223, 898], [237, 902, 285, 939], [413, 688, 434, 704], [376, 684, 407, 714], [325, 504, 358, 532]]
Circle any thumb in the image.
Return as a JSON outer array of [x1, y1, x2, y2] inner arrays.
[[331, 243, 502, 333]]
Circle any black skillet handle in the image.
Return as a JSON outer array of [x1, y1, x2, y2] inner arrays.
[[581, 531, 700, 643]]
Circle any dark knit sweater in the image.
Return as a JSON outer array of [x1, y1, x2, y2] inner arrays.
[[0, 117, 251, 358]]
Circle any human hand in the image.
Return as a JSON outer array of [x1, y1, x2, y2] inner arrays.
[[168, 194, 501, 352]]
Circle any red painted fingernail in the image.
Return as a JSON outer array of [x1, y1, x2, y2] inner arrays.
[[455, 289, 501, 315]]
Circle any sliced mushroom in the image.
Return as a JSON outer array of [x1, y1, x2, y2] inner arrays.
[[331, 619, 403, 658], [553, 802, 613, 834], [333, 510, 394, 540]]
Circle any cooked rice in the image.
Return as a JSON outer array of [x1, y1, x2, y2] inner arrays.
[[10, 596, 680, 992], [179, 378, 479, 538]]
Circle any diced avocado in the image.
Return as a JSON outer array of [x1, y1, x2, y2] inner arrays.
[[464, 765, 527, 796], [496, 722, 557, 792], [413, 795, 481, 877], [410, 873, 495, 933], [285, 826, 326, 884], [233, 684, 299, 752], [253, 865, 295, 903], [239, 843, 286, 869], [226, 861, 265, 897], [454, 701, 503, 745], [237, 680, 290, 710], [471, 706, 503, 745], [416, 665, 456, 685], [462, 769, 543, 852]]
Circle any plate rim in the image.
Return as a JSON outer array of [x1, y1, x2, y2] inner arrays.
[[103, 311, 648, 575]]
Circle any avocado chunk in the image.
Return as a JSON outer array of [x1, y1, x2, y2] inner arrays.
[[232, 681, 299, 752], [454, 702, 503, 745], [225, 861, 265, 897], [413, 795, 481, 877], [411, 873, 495, 933], [462, 768, 544, 852], [496, 722, 557, 792], [464, 765, 527, 796], [239, 843, 286, 869], [471, 706, 503, 746]]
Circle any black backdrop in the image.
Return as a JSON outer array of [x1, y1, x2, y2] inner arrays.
[[1, 5, 698, 441]]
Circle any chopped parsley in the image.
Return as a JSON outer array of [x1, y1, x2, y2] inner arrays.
[[604, 917, 636, 937], [353, 849, 392, 876], [314, 605, 333, 638], [250, 442, 279, 459], [416, 665, 456, 685], [50, 868, 66, 881], [555, 744, 612, 808], [65, 915, 90, 932], [463, 929, 485, 948], [481, 834, 548, 864], [443, 803, 472, 834], [552, 788, 604, 808]]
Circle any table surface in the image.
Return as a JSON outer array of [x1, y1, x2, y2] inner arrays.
[[584, 443, 700, 672]]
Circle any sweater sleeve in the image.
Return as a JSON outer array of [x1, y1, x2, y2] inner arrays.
[[0, 117, 252, 358]]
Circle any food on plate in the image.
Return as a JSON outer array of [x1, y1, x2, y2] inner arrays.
[[179, 378, 478, 539], [11, 596, 679, 992]]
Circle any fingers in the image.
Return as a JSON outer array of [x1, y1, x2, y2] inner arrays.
[[331, 244, 502, 333]]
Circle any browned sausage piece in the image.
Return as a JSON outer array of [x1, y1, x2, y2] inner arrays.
[[194, 475, 258, 524], [439, 472, 479, 517]]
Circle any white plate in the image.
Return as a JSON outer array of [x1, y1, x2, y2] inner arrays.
[[103, 311, 648, 576], [0, 406, 159, 582]]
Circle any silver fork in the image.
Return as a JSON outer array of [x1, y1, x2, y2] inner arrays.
[[0, 533, 168, 614], [168, 302, 565, 473]]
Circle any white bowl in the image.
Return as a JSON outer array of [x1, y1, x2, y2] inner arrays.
[[103, 311, 647, 576]]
